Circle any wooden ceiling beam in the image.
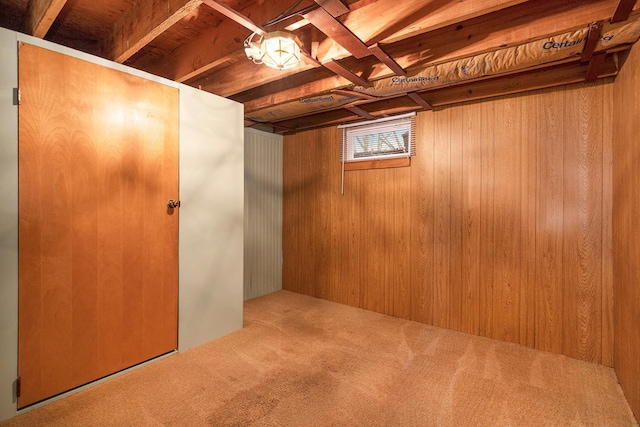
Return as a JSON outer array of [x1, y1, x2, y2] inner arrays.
[[321, 59, 369, 86], [368, 43, 406, 76], [407, 92, 432, 110], [585, 52, 607, 82], [108, 0, 202, 63], [314, 0, 349, 17], [581, 21, 604, 62], [25, 0, 67, 38], [344, 105, 375, 119], [201, 0, 265, 35], [611, 0, 638, 23], [303, 6, 371, 59]]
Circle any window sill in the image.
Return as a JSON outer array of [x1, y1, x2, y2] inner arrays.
[[344, 157, 411, 171]]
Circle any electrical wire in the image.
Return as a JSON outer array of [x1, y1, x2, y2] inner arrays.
[[262, 0, 319, 27]]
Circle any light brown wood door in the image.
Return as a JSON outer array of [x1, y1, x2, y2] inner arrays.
[[18, 43, 179, 408]]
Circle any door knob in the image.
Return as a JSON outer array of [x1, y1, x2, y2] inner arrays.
[[167, 199, 181, 209]]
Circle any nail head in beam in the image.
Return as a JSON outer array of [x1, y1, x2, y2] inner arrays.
[[369, 43, 406, 76], [303, 6, 370, 59], [201, 0, 265, 35], [581, 21, 604, 62], [345, 105, 376, 119], [315, 0, 349, 17], [407, 92, 432, 110], [585, 52, 606, 82], [611, 0, 637, 23], [322, 60, 370, 87]]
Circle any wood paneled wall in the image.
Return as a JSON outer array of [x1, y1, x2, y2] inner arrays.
[[283, 81, 614, 365], [613, 44, 640, 418]]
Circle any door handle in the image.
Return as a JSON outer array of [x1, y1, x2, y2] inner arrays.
[[167, 199, 181, 209]]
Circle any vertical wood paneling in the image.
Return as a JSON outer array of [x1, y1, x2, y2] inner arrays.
[[393, 166, 411, 319], [600, 80, 614, 368], [448, 108, 463, 332], [409, 112, 435, 324], [520, 93, 537, 348], [562, 85, 602, 363], [433, 108, 451, 329], [244, 129, 283, 301], [492, 96, 521, 344], [613, 44, 640, 419], [535, 89, 564, 355], [283, 81, 614, 366], [480, 101, 495, 339], [461, 103, 482, 336]]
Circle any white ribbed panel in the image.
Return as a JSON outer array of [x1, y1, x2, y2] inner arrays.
[[244, 128, 283, 300]]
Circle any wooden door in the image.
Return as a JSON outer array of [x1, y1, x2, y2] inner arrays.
[[18, 43, 179, 408]]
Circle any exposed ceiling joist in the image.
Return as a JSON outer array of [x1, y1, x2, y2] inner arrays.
[[108, 0, 202, 63], [582, 21, 604, 62], [25, 0, 67, 37], [314, 0, 349, 17], [586, 52, 607, 81], [201, 0, 265, 35], [611, 0, 638, 22], [303, 6, 371, 59], [368, 43, 405, 76], [407, 92, 432, 110], [321, 59, 369, 86], [344, 105, 375, 119]]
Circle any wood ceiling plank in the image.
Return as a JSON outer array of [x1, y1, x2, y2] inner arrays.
[[25, 0, 67, 37], [108, 0, 203, 63], [315, 0, 349, 17], [303, 5, 370, 58]]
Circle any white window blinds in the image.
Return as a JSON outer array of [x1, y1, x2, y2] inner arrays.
[[339, 112, 416, 163]]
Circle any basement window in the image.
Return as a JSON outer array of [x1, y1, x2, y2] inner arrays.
[[338, 112, 416, 172]]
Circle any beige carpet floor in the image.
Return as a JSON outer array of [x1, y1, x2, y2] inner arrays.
[[2, 290, 637, 427]]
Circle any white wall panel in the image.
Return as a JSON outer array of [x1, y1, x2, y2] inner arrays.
[[244, 128, 283, 300], [0, 27, 18, 422], [179, 85, 244, 351]]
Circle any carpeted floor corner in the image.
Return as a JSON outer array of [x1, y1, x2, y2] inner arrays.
[[2, 290, 637, 426]]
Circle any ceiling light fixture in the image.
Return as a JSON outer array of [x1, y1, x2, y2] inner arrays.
[[244, 31, 302, 70]]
